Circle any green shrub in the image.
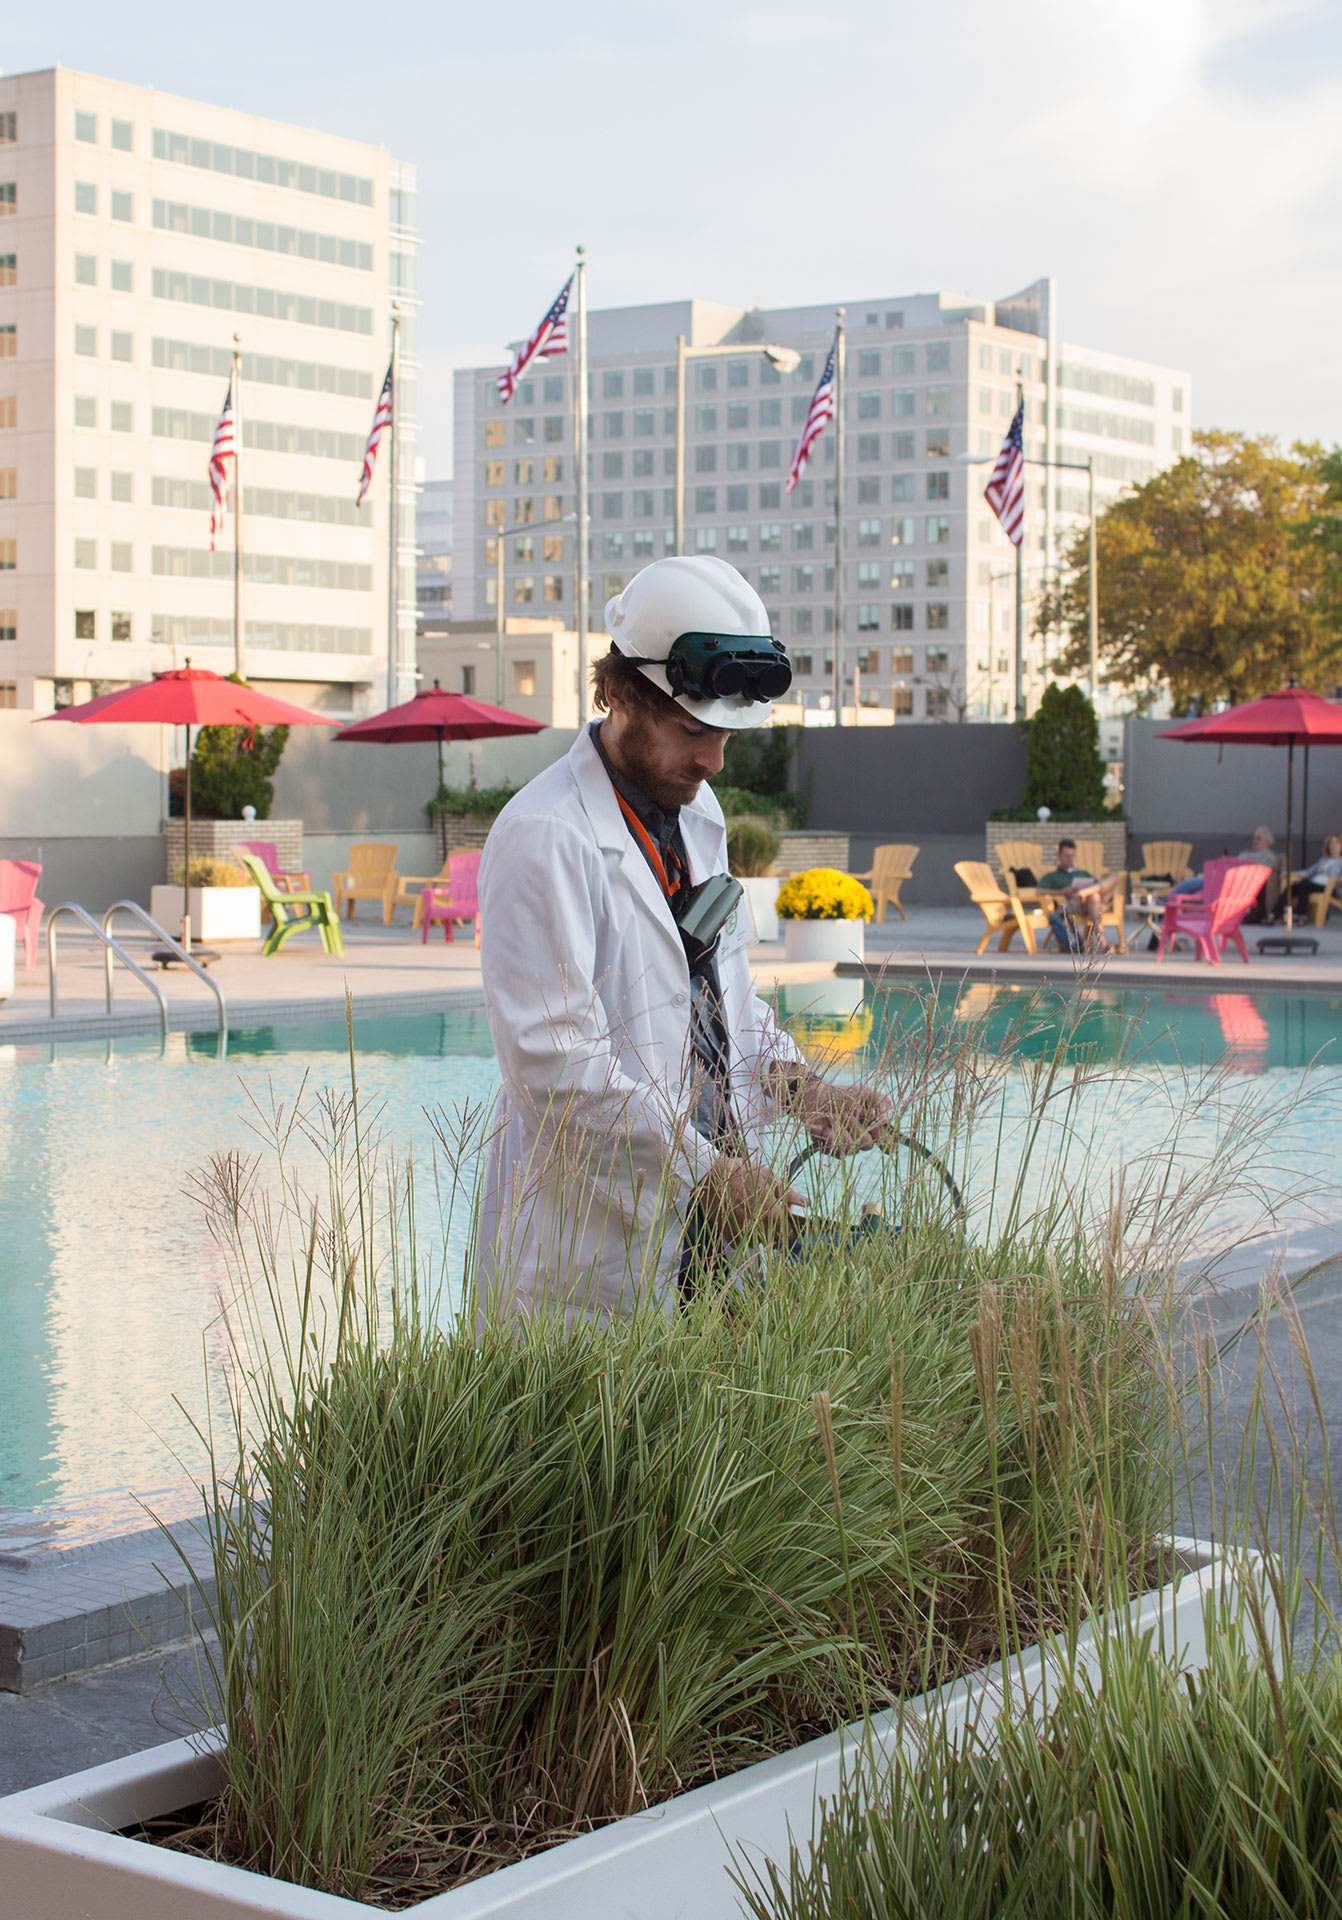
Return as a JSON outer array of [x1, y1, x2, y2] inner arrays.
[[172, 858, 249, 888], [714, 784, 781, 822], [424, 782, 518, 821], [1021, 684, 1108, 817], [720, 726, 811, 827], [185, 676, 290, 820], [727, 818, 781, 876]]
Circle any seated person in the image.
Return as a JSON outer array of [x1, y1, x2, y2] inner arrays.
[[1270, 832, 1342, 923], [1166, 826, 1275, 898], [1036, 839, 1122, 952]]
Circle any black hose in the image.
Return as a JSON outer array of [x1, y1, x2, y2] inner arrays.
[[787, 1128, 966, 1227]]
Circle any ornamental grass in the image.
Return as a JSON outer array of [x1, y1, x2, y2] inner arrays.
[[168, 980, 1303, 1908]]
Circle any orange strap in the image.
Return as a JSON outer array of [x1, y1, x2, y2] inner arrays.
[[615, 791, 683, 902]]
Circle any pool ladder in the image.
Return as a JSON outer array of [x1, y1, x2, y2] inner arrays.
[[46, 902, 228, 1048]]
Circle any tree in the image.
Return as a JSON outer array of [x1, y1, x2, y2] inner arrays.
[[1038, 432, 1342, 710], [187, 674, 291, 818], [1021, 684, 1107, 816]]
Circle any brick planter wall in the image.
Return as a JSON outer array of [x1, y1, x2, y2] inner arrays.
[[163, 816, 303, 879], [774, 831, 851, 876], [428, 812, 496, 854], [985, 819, 1127, 875]]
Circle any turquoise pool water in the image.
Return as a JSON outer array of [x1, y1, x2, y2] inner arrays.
[[2, 986, 1339, 1511]]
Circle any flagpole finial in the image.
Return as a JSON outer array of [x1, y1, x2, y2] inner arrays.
[[576, 244, 585, 259]]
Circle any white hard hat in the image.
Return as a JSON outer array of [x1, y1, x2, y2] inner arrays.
[[604, 554, 791, 730]]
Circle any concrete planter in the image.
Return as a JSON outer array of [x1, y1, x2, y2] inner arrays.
[[0, 1540, 1259, 1920], [773, 831, 850, 877], [986, 818, 1127, 876], [739, 875, 781, 943], [163, 818, 303, 880], [0, 915, 14, 1002], [149, 886, 262, 943], [783, 917, 865, 965]]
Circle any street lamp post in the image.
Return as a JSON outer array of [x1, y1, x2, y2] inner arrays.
[[674, 336, 801, 557], [962, 447, 1098, 716]]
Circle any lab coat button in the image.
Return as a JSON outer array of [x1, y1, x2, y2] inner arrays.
[[672, 991, 688, 1007]]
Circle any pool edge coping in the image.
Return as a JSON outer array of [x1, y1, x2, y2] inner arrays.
[[0, 986, 489, 1047]]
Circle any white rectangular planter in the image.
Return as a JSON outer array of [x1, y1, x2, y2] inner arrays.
[[0, 914, 14, 1002], [149, 886, 262, 944], [782, 917, 865, 965], [0, 1539, 1266, 1920]]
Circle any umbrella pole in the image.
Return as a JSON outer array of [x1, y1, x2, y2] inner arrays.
[[1301, 743, 1311, 869], [1283, 739, 1295, 936], [437, 730, 446, 863], [183, 722, 193, 953]]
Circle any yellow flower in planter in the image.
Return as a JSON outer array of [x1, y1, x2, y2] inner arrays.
[[775, 868, 874, 922]]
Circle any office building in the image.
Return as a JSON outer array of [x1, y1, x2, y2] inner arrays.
[[0, 66, 418, 714], [453, 280, 1189, 722], [416, 477, 452, 653]]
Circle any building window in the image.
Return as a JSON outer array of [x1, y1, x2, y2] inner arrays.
[[604, 532, 625, 560], [723, 483, 746, 511], [513, 534, 533, 562], [0, 537, 14, 568], [926, 646, 949, 673], [110, 540, 132, 572], [856, 604, 879, 631], [74, 608, 96, 638], [727, 359, 751, 388], [756, 441, 780, 470], [72, 395, 95, 428], [695, 444, 717, 474], [632, 448, 654, 478], [891, 606, 914, 632], [790, 607, 813, 635], [789, 523, 813, 552], [513, 576, 534, 604], [543, 533, 563, 561], [602, 451, 623, 479], [75, 324, 96, 356], [0, 112, 17, 143], [509, 658, 537, 696], [792, 564, 814, 592], [601, 370, 624, 399], [75, 252, 97, 286], [75, 111, 97, 143], [111, 259, 132, 292], [485, 499, 504, 527], [601, 492, 622, 519], [633, 367, 655, 396], [759, 565, 781, 595], [694, 486, 716, 513], [632, 490, 654, 517], [726, 443, 749, 471], [857, 434, 881, 462], [761, 397, 784, 428], [927, 515, 950, 544], [515, 497, 535, 524], [111, 190, 133, 222], [925, 688, 949, 718], [926, 602, 949, 629], [110, 401, 132, 432], [74, 465, 97, 499], [759, 522, 781, 551], [890, 474, 914, 503], [0, 608, 17, 643], [857, 648, 880, 674], [74, 537, 96, 569], [542, 495, 562, 522], [792, 650, 813, 675], [856, 561, 879, 588], [926, 341, 951, 372], [890, 559, 914, 590], [543, 455, 564, 482], [891, 516, 915, 547], [891, 389, 915, 419], [851, 477, 876, 506], [1172, 386, 1185, 413], [759, 482, 781, 508], [927, 559, 948, 586], [694, 528, 718, 553], [858, 392, 882, 422], [695, 362, 717, 391], [927, 431, 950, 458], [858, 348, 881, 377], [111, 118, 133, 152], [725, 526, 748, 554], [927, 386, 950, 416], [725, 402, 748, 430], [485, 419, 504, 447], [694, 403, 718, 433], [110, 330, 133, 362], [543, 575, 564, 602], [602, 411, 624, 439], [855, 518, 880, 547], [927, 471, 949, 500], [485, 460, 504, 486], [543, 415, 564, 443], [633, 408, 654, 436], [513, 419, 535, 445], [892, 686, 913, 716]]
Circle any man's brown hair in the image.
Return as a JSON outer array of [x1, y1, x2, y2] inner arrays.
[[590, 647, 677, 716], [1057, 838, 1076, 855]]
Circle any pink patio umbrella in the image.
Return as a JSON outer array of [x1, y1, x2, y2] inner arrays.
[[40, 665, 334, 953], [1159, 683, 1342, 954], [334, 682, 546, 859]]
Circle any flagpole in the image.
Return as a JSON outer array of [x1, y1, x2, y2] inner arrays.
[[1014, 381, 1025, 723], [386, 307, 401, 709], [574, 247, 589, 727], [830, 311, 845, 726], [232, 335, 244, 679]]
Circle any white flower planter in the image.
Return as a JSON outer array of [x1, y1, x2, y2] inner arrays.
[[0, 1539, 1265, 1920], [149, 886, 262, 944], [0, 915, 14, 1002], [739, 876, 782, 944], [782, 917, 865, 965]]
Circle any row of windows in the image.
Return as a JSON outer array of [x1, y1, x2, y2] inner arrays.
[[152, 199, 373, 271], [152, 337, 374, 399], [150, 614, 373, 653], [75, 253, 133, 290], [73, 537, 134, 571], [74, 181, 133, 220], [73, 110, 134, 149], [487, 400, 959, 449], [151, 128, 374, 206], [74, 396, 135, 432], [151, 547, 372, 589], [74, 324, 133, 360], [1055, 404, 1155, 447], [1057, 361, 1157, 408], [0, 252, 15, 285], [151, 269, 373, 336], [0, 112, 16, 144], [790, 646, 950, 675], [0, 323, 15, 359], [149, 476, 371, 525], [152, 407, 366, 462]]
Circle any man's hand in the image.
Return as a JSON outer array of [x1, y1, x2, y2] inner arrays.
[[783, 1075, 894, 1154], [694, 1155, 805, 1244]]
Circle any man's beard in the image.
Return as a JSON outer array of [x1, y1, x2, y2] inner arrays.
[[617, 713, 703, 810]]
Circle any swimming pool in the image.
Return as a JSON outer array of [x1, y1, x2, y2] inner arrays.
[[2, 985, 1339, 1512]]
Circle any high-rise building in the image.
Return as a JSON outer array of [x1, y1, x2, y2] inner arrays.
[[0, 66, 419, 714], [453, 280, 1190, 722], [416, 477, 452, 651]]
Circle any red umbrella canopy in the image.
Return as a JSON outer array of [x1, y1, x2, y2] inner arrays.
[[38, 665, 333, 728], [333, 685, 546, 744], [1158, 686, 1342, 746]]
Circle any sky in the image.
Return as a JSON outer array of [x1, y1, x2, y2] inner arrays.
[[7, 0, 1342, 477]]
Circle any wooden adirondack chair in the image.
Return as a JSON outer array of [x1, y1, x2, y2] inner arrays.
[[850, 844, 918, 921], [332, 843, 401, 925], [1072, 839, 1109, 879], [993, 841, 1046, 895], [1136, 840, 1193, 886], [955, 861, 1050, 955], [232, 850, 345, 957]]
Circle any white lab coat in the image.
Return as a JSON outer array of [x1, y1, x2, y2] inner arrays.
[[472, 726, 801, 1323]]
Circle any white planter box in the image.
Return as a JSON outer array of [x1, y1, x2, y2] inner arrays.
[[0, 1539, 1264, 1920], [0, 915, 14, 1002], [149, 886, 262, 944], [782, 917, 865, 965], [739, 876, 781, 944]]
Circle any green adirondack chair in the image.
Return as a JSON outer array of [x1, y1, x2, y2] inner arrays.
[[231, 848, 345, 957]]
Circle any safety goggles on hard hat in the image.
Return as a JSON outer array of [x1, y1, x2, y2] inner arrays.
[[627, 631, 793, 707]]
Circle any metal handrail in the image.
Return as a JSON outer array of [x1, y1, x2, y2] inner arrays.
[[47, 903, 169, 1039], [102, 902, 228, 1048]]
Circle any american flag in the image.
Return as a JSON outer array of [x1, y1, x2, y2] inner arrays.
[[984, 399, 1026, 547], [497, 275, 572, 404], [208, 378, 235, 551], [357, 361, 394, 506], [786, 334, 837, 494]]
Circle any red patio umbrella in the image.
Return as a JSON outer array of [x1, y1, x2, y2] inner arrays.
[[40, 665, 334, 953], [1159, 684, 1342, 952], [334, 681, 546, 859]]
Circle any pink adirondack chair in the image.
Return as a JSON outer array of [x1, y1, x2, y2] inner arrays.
[[231, 840, 311, 893], [0, 859, 44, 969], [1157, 859, 1268, 965], [421, 850, 482, 945]]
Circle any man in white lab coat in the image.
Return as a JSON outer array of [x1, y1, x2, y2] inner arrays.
[[473, 555, 890, 1324]]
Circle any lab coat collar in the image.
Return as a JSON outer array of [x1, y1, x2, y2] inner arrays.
[[569, 727, 723, 947]]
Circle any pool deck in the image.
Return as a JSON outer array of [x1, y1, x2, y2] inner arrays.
[[3, 905, 1342, 1046]]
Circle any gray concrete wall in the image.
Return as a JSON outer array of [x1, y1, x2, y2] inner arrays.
[[847, 832, 990, 906], [1125, 718, 1342, 861], [271, 727, 579, 832], [794, 725, 1027, 836]]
